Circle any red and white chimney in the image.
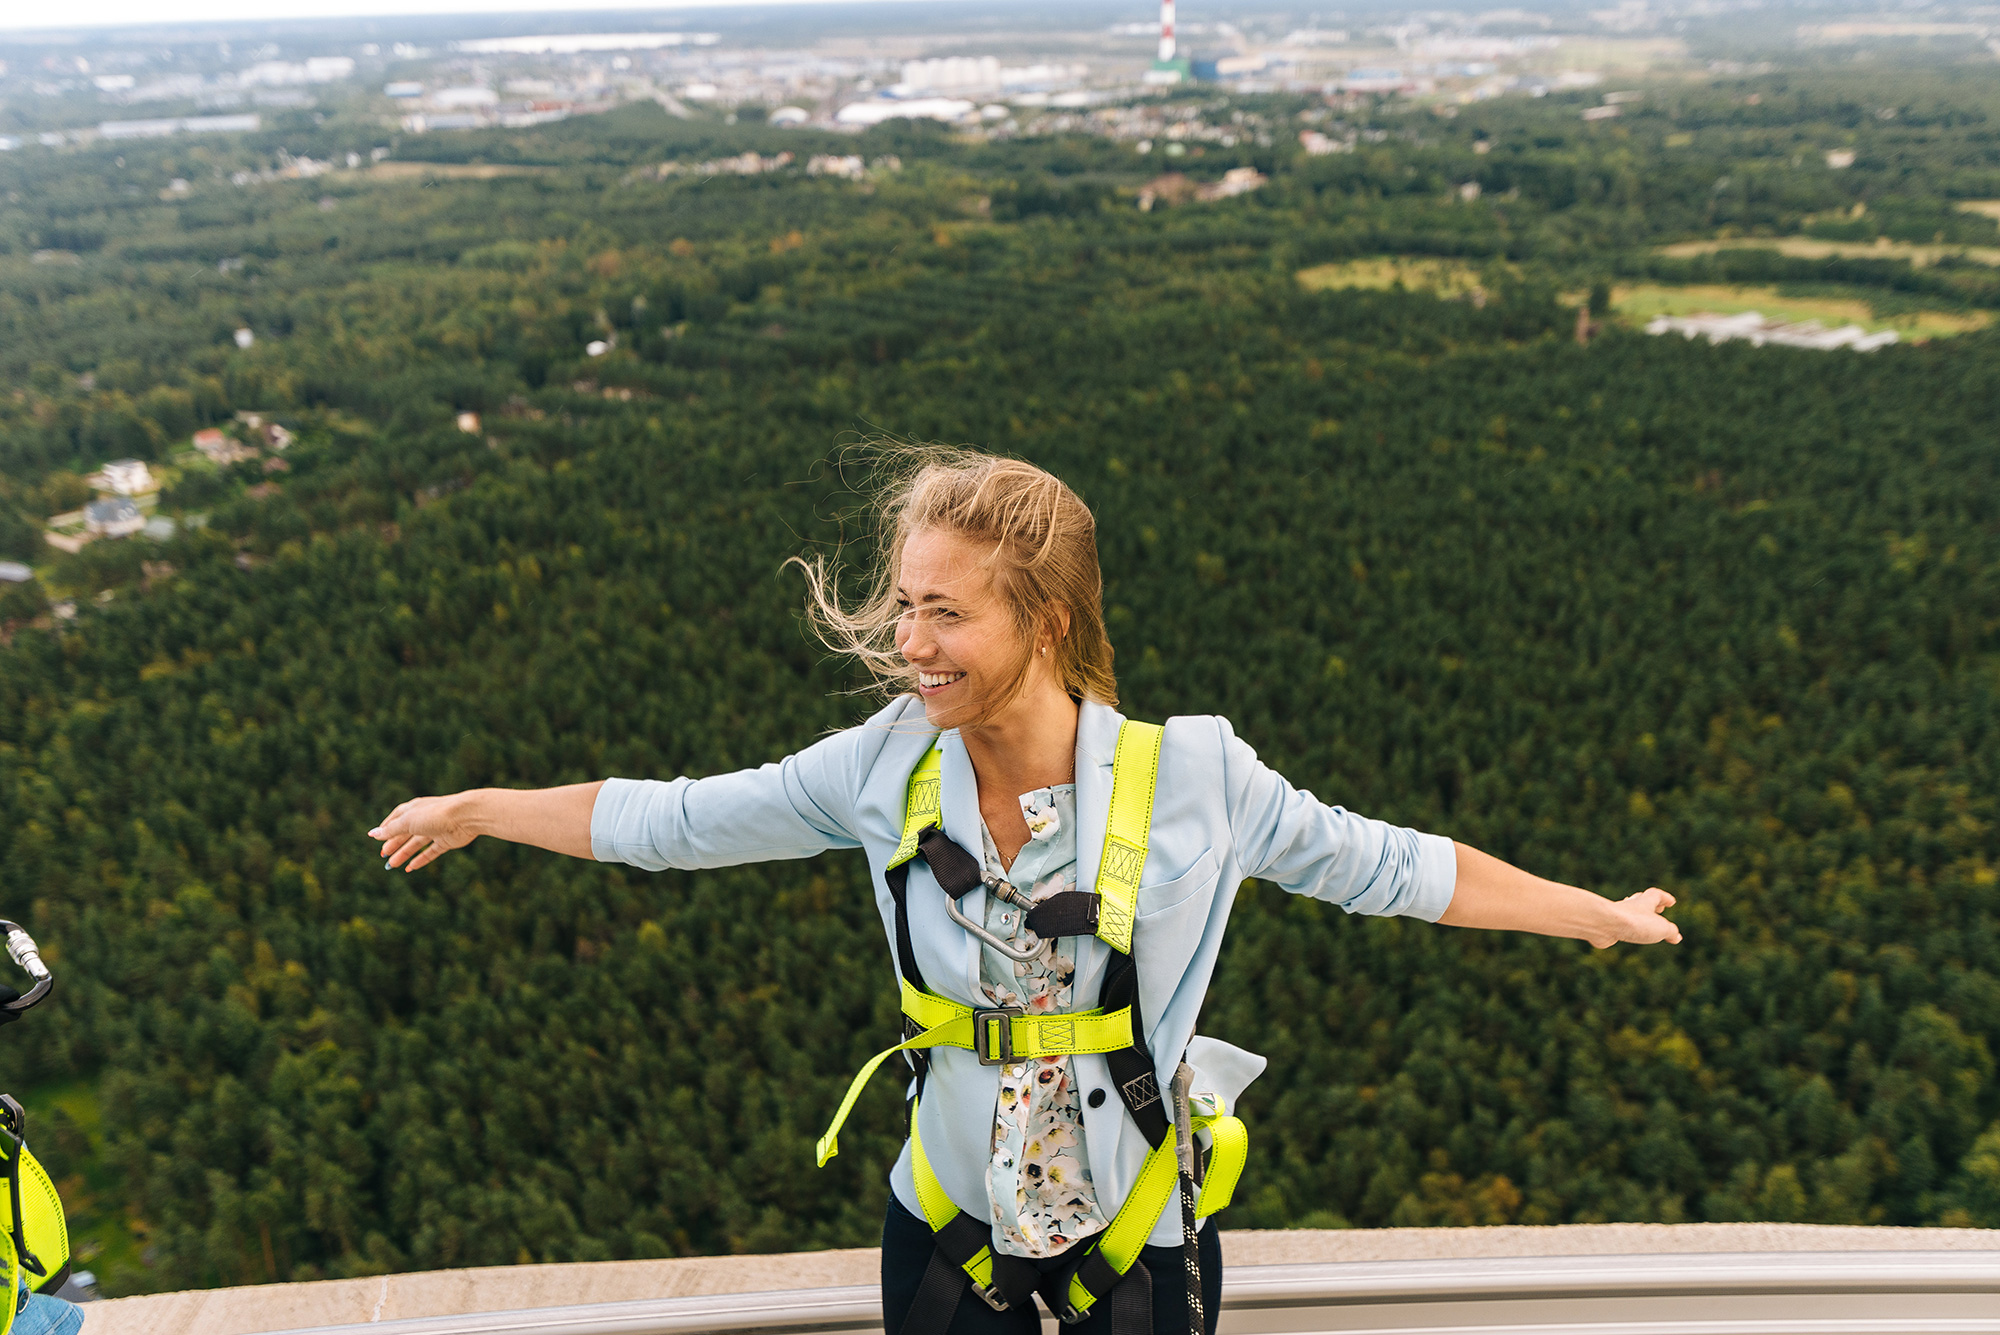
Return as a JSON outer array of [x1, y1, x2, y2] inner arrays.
[[1159, 0, 1177, 61]]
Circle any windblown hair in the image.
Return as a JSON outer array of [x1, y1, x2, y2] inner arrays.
[[792, 446, 1118, 720]]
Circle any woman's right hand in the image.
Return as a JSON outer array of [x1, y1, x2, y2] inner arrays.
[[370, 792, 483, 872]]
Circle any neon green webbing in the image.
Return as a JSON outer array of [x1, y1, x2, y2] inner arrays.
[[901, 980, 1136, 1060], [902, 1098, 1250, 1314], [886, 741, 943, 871], [911, 1107, 995, 1288], [1093, 721, 1162, 955], [815, 1012, 961, 1166], [1057, 1109, 1248, 1316], [0, 1217, 15, 1335], [815, 982, 1138, 1165], [1194, 1113, 1248, 1217]]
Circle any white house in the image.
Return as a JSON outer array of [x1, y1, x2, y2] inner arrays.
[[99, 459, 156, 495], [193, 428, 258, 465], [84, 498, 145, 538]]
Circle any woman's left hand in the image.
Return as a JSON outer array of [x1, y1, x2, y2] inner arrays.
[[1587, 887, 1681, 949], [1442, 844, 1685, 948]]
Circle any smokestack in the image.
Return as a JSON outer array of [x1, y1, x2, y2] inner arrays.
[[1159, 0, 1176, 62]]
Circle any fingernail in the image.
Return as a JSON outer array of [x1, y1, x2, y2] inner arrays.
[[384, 861, 393, 870]]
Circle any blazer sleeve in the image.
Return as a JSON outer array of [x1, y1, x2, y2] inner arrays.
[[589, 714, 891, 871], [1215, 716, 1457, 921]]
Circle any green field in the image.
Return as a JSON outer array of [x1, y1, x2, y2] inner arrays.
[[1658, 235, 2000, 268], [1612, 283, 1992, 339], [1296, 257, 1503, 300]]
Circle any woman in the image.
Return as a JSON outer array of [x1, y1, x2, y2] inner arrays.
[[370, 450, 1679, 1335]]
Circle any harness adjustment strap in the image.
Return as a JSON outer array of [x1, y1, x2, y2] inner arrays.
[[818, 984, 1140, 1163], [914, 825, 985, 899], [1024, 891, 1100, 938]]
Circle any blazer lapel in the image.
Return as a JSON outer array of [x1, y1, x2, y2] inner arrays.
[[1071, 699, 1125, 1010], [938, 728, 986, 1000], [1074, 699, 1124, 896]]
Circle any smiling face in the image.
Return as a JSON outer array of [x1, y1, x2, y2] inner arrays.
[[894, 527, 1043, 730]]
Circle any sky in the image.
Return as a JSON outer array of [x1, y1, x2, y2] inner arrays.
[[0, 0, 951, 35]]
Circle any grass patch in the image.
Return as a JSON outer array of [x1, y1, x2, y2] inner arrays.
[[1611, 282, 1991, 340], [363, 161, 557, 182], [1296, 256, 1510, 299], [1658, 235, 2000, 267]]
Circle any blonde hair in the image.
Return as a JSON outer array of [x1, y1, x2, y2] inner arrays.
[[792, 446, 1118, 719]]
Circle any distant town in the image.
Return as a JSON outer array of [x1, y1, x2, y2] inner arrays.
[[1, 1, 1780, 153]]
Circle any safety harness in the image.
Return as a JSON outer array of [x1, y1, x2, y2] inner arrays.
[[818, 722, 1248, 1335]]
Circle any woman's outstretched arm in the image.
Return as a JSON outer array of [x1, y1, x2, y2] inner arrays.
[[1439, 842, 1681, 948], [371, 782, 604, 872]]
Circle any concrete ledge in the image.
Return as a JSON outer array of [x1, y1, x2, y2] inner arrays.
[[80, 1224, 2000, 1335]]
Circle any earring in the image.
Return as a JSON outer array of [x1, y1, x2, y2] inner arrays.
[[1040, 646, 1050, 657]]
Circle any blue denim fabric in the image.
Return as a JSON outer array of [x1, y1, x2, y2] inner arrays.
[[12, 1286, 82, 1335]]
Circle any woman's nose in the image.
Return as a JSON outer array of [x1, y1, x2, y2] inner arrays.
[[897, 621, 935, 663]]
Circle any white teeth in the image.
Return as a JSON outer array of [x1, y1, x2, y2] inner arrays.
[[919, 671, 966, 688]]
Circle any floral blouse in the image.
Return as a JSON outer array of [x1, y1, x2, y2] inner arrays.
[[977, 784, 1109, 1259]]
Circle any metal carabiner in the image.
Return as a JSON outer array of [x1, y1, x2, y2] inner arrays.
[[944, 876, 1045, 964], [0, 922, 52, 1013]]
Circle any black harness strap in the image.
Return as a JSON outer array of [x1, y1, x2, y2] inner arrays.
[[915, 825, 984, 898], [1107, 1258, 1153, 1335], [1096, 953, 1170, 1149], [1024, 892, 1100, 938], [899, 1213, 998, 1335]]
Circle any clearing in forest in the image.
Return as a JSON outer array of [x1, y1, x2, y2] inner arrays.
[[362, 162, 557, 181], [1295, 257, 1504, 300], [1657, 235, 2000, 267], [1957, 200, 2000, 222], [1612, 283, 1992, 340]]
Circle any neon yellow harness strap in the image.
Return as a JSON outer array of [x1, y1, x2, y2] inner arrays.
[[819, 983, 1141, 1164], [911, 1106, 996, 1289], [904, 1092, 1251, 1319], [816, 1016, 958, 1166], [887, 740, 943, 869], [1194, 1112, 1248, 1218], [883, 722, 1165, 954], [901, 980, 1136, 1060], [1094, 721, 1163, 954], [1059, 1109, 1250, 1317]]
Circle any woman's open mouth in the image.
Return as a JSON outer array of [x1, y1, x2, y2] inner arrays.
[[918, 670, 966, 695]]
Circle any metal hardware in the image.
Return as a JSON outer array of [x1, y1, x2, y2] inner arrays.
[[971, 1282, 1012, 1313], [1171, 1063, 1196, 1177], [982, 874, 1035, 910], [970, 1007, 1022, 1065], [0, 922, 52, 1012], [943, 895, 1043, 963]]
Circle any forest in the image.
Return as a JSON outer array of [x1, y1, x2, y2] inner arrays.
[[0, 64, 1998, 1294]]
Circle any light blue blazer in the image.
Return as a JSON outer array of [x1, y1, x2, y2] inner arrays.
[[591, 695, 1458, 1247]]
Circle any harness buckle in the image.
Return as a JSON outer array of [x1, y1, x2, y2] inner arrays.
[[970, 1281, 1013, 1313], [971, 1006, 1023, 1065]]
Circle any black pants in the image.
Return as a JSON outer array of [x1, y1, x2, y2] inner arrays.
[[881, 1195, 1222, 1335]]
